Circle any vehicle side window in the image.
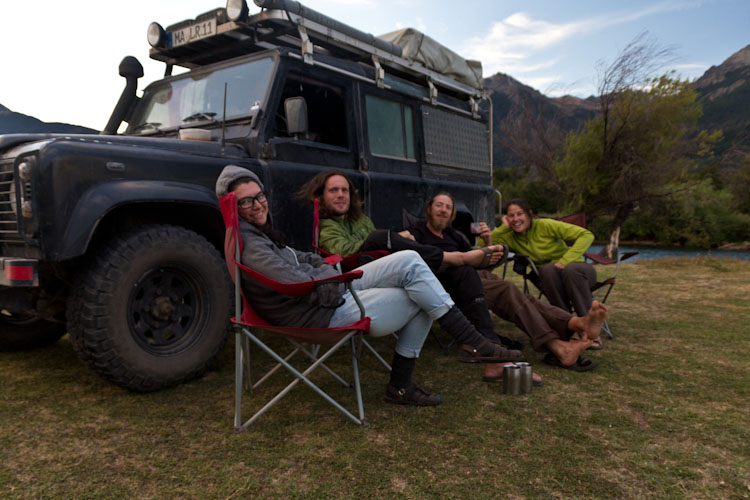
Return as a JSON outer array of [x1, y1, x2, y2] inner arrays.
[[365, 94, 415, 160], [274, 73, 348, 148]]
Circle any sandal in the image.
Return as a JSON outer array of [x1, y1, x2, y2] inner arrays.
[[457, 339, 524, 363], [543, 353, 598, 372], [588, 337, 604, 350], [383, 383, 443, 406], [476, 246, 503, 270]]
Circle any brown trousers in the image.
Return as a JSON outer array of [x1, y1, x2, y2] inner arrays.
[[477, 270, 573, 352]]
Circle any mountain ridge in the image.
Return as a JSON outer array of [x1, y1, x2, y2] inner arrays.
[[2, 43, 748, 167]]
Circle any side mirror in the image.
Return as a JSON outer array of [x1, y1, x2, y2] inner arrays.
[[284, 96, 309, 136]]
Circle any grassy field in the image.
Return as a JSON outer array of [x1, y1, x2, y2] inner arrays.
[[2, 257, 749, 499]]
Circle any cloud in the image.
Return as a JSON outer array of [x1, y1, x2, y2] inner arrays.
[[461, 1, 702, 81], [322, 0, 377, 5]]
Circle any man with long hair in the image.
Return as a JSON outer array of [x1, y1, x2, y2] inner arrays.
[[297, 170, 503, 270]]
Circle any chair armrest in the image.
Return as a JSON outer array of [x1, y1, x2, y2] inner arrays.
[[324, 254, 344, 266], [584, 253, 616, 265], [584, 250, 639, 265], [234, 260, 363, 297]]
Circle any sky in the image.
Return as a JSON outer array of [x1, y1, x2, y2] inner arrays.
[[2, 0, 748, 131]]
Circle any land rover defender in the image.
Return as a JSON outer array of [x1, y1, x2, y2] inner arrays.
[[0, 0, 497, 391]]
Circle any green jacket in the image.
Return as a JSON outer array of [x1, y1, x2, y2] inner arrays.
[[319, 215, 375, 257], [490, 218, 594, 266]]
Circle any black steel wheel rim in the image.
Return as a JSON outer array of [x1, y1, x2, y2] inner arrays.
[[127, 266, 206, 355]]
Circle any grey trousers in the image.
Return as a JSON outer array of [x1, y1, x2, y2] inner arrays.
[[537, 262, 597, 316]]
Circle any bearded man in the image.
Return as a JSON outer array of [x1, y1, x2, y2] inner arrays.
[[407, 192, 606, 375]]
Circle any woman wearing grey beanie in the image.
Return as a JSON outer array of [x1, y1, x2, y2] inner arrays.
[[217, 165, 522, 406]]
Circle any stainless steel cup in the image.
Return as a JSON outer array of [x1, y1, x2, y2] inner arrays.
[[503, 364, 521, 395], [516, 362, 533, 394]]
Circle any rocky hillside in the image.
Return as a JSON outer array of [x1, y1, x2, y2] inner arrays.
[[0, 104, 97, 135], [693, 44, 750, 162], [484, 72, 597, 168], [485, 44, 750, 169]]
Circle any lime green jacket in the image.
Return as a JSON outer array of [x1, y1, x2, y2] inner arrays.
[[490, 218, 594, 266], [319, 215, 375, 257]]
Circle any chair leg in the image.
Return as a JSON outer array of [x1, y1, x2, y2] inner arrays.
[[351, 335, 368, 426], [250, 346, 301, 390], [236, 327, 365, 431], [361, 338, 391, 371], [289, 339, 350, 387], [241, 335, 252, 390], [601, 319, 615, 339], [431, 328, 457, 350], [234, 331, 244, 431]]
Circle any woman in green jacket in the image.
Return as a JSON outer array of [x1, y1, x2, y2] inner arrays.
[[487, 199, 597, 320]]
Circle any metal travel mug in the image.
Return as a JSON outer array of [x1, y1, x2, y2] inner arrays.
[[516, 362, 533, 394], [503, 364, 521, 395]]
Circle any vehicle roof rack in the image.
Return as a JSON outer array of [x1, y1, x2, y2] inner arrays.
[[149, 1, 485, 100]]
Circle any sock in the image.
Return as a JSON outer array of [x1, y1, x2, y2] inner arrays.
[[459, 296, 500, 342], [388, 352, 416, 389], [437, 306, 494, 355]]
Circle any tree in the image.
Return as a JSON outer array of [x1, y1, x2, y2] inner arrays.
[[555, 34, 721, 256]]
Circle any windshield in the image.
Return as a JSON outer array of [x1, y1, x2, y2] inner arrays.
[[127, 56, 275, 134]]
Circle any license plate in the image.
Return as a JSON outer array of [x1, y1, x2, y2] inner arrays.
[[169, 18, 217, 48]]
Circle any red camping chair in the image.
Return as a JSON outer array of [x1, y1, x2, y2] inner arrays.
[[508, 213, 638, 339], [220, 192, 373, 430]]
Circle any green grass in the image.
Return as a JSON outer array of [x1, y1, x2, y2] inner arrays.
[[2, 257, 749, 499]]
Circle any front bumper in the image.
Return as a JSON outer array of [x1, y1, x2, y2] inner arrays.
[[0, 258, 38, 286]]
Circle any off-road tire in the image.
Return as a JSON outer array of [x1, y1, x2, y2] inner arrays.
[[67, 225, 231, 392], [0, 313, 66, 351]]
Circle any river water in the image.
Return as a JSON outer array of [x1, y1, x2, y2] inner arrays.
[[587, 244, 750, 262]]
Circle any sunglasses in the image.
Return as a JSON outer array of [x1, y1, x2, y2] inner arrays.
[[237, 192, 267, 208]]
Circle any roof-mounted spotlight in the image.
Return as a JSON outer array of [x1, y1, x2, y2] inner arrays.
[[226, 0, 249, 22], [147, 22, 167, 48]]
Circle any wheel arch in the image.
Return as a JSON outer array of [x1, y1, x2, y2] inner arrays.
[[58, 180, 225, 260]]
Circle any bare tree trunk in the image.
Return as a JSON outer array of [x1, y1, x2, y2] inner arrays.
[[606, 226, 621, 259]]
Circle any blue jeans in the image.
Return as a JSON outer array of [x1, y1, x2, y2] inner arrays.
[[328, 250, 454, 358]]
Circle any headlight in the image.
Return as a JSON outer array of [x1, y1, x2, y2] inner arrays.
[[147, 22, 166, 48], [226, 0, 249, 21], [18, 160, 31, 181]]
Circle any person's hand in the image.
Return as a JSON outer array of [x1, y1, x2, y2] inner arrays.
[[398, 230, 415, 241], [501, 215, 511, 229], [477, 222, 492, 246], [314, 280, 345, 309], [554, 261, 565, 270]]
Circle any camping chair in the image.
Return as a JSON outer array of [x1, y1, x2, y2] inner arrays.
[[220, 192, 372, 431], [507, 213, 638, 339]]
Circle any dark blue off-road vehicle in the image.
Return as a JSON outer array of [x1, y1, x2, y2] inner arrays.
[[0, 0, 497, 391]]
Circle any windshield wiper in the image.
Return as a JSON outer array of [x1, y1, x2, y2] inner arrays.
[[131, 122, 164, 133], [182, 112, 217, 124]]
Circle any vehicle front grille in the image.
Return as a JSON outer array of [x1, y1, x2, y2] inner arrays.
[[0, 158, 22, 243]]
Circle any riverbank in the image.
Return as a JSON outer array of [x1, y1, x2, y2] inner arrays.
[[588, 243, 750, 261], [596, 239, 750, 251]]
